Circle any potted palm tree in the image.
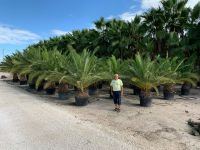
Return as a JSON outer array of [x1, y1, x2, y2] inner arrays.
[[0, 55, 19, 82], [179, 60, 199, 95], [157, 56, 182, 100], [129, 53, 160, 107], [26, 48, 67, 94], [156, 56, 199, 99], [59, 49, 106, 106], [180, 72, 199, 95]]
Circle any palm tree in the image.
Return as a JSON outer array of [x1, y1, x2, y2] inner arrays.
[[43, 50, 70, 98], [103, 55, 129, 98], [156, 56, 199, 99], [11, 51, 32, 85], [58, 49, 106, 106], [129, 53, 161, 107], [0, 54, 19, 82], [11, 47, 65, 94], [29, 48, 66, 94], [142, 0, 192, 57], [105, 55, 129, 79], [185, 2, 200, 68]]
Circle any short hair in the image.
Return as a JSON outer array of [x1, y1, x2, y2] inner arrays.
[[114, 74, 119, 77]]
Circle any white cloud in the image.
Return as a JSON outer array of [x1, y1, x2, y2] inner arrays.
[[51, 29, 69, 36], [141, 0, 161, 9], [106, 15, 115, 20], [141, 0, 199, 9], [119, 10, 143, 21], [118, 0, 199, 22], [0, 25, 40, 44], [89, 24, 96, 29], [187, 0, 199, 8]]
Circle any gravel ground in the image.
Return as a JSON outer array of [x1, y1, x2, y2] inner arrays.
[[0, 79, 138, 150], [0, 72, 200, 150]]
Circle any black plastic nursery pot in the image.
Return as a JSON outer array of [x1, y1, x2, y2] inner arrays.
[[88, 87, 98, 96], [75, 95, 89, 106], [163, 91, 174, 100], [139, 92, 152, 107], [45, 88, 56, 95], [181, 84, 191, 95], [74, 86, 78, 91], [13, 78, 19, 82], [37, 85, 44, 91], [29, 83, 36, 89], [58, 93, 66, 100], [36, 80, 46, 91], [20, 80, 27, 85], [26, 75, 29, 81], [197, 82, 200, 87], [97, 83, 103, 89]]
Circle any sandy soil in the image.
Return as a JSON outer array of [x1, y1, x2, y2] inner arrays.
[[1, 72, 200, 150]]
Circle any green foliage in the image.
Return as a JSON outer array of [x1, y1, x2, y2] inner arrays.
[[105, 55, 129, 80], [6, 0, 197, 65], [1, 0, 200, 96], [0, 55, 14, 72], [59, 49, 107, 94], [156, 55, 199, 91], [129, 53, 160, 95]]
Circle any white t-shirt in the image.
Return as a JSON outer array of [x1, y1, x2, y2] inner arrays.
[[110, 79, 123, 91]]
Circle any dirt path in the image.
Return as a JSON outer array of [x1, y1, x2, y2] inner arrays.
[[0, 80, 138, 150]]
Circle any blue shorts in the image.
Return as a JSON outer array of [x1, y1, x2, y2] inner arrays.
[[113, 91, 121, 105]]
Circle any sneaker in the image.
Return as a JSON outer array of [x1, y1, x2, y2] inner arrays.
[[117, 108, 120, 112], [114, 108, 118, 111]]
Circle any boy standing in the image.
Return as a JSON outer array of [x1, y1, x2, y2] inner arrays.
[[110, 74, 123, 112]]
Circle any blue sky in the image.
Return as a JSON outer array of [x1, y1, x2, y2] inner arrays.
[[0, 0, 198, 60]]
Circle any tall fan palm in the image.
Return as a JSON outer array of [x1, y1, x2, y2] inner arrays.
[[161, 0, 190, 34], [186, 2, 200, 67], [142, 0, 191, 57]]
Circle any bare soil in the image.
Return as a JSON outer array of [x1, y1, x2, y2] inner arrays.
[[1, 72, 200, 150]]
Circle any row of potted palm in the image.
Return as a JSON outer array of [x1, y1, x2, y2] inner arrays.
[[0, 47, 199, 107], [129, 54, 199, 106]]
